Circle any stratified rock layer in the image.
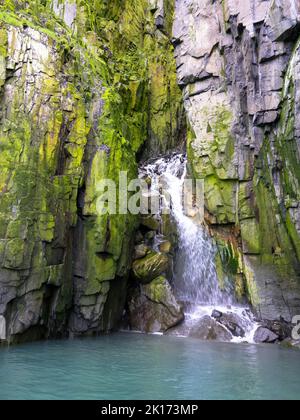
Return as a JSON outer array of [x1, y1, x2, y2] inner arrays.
[[174, 0, 300, 322]]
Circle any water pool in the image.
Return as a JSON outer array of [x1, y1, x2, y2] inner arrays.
[[0, 333, 299, 400]]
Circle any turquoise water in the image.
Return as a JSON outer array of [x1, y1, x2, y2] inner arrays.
[[0, 333, 300, 400]]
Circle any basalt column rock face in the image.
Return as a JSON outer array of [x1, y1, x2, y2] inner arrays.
[[173, 0, 300, 322], [0, 0, 183, 343]]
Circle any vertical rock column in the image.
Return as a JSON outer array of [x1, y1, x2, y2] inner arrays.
[[173, 0, 300, 322]]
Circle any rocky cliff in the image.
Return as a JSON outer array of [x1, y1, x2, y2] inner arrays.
[[174, 0, 300, 322]]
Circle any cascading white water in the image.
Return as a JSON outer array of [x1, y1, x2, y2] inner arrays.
[[141, 154, 231, 304], [140, 153, 259, 342]]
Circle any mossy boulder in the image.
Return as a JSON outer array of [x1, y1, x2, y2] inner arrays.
[[134, 244, 150, 260], [140, 215, 160, 231], [132, 252, 169, 284], [0, 0, 184, 343]]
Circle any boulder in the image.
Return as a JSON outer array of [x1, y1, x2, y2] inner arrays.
[[132, 252, 169, 284], [135, 231, 144, 244], [280, 339, 300, 350], [218, 313, 246, 338], [211, 310, 223, 319], [261, 319, 292, 341], [254, 327, 279, 344], [134, 244, 150, 260], [128, 276, 184, 333], [159, 241, 172, 253], [189, 316, 233, 342]]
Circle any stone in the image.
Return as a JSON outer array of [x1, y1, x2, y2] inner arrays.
[[266, 0, 300, 41], [128, 276, 184, 333], [0, 0, 184, 343], [134, 244, 150, 260], [173, 0, 300, 324], [141, 216, 160, 231], [132, 252, 169, 284], [159, 241, 172, 253], [218, 313, 246, 338], [0, 316, 6, 341], [254, 327, 279, 344], [211, 310, 223, 319], [135, 231, 144, 244], [0, 0, 300, 347], [189, 316, 233, 342]]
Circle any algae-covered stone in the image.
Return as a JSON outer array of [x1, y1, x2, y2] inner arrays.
[[159, 241, 172, 253], [0, 316, 6, 340], [128, 276, 184, 333], [132, 252, 169, 284], [174, 0, 300, 322], [140, 215, 160, 231]]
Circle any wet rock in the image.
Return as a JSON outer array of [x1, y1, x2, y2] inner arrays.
[[128, 276, 184, 333], [132, 252, 169, 284], [0, 0, 185, 344], [189, 316, 233, 342], [159, 241, 172, 254], [211, 310, 223, 319], [261, 319, 292, 341], [280, 339, 300, 350], [135, 231, 144, 244], [0, 316, 6, 341], [141, 216, 160, 231], [218, 313, 246, 338], [173, 0, 300, 323], [145, 231, 156, 241], [254, 327, 279, 344], [134, 244, 150, 260]]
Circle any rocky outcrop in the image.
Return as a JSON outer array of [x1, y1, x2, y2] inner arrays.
[[0, 0, 184, 343], [132, 252, 170, 284], [254, 327, 279, 344], [1, 0, 299, 345], [126, 206, 183, 333], [173, 0, 300, 323], [189, 316, 233, 342]]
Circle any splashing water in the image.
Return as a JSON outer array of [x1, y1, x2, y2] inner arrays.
[[140, 153, 259, 342], [141, 154, 230, 304]]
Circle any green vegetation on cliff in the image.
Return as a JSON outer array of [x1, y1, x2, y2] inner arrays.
[[0, 0, 184, 342]]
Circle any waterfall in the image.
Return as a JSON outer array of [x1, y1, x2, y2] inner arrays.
[[141, 153, 231, 304], [140, 153, 259, 343]]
